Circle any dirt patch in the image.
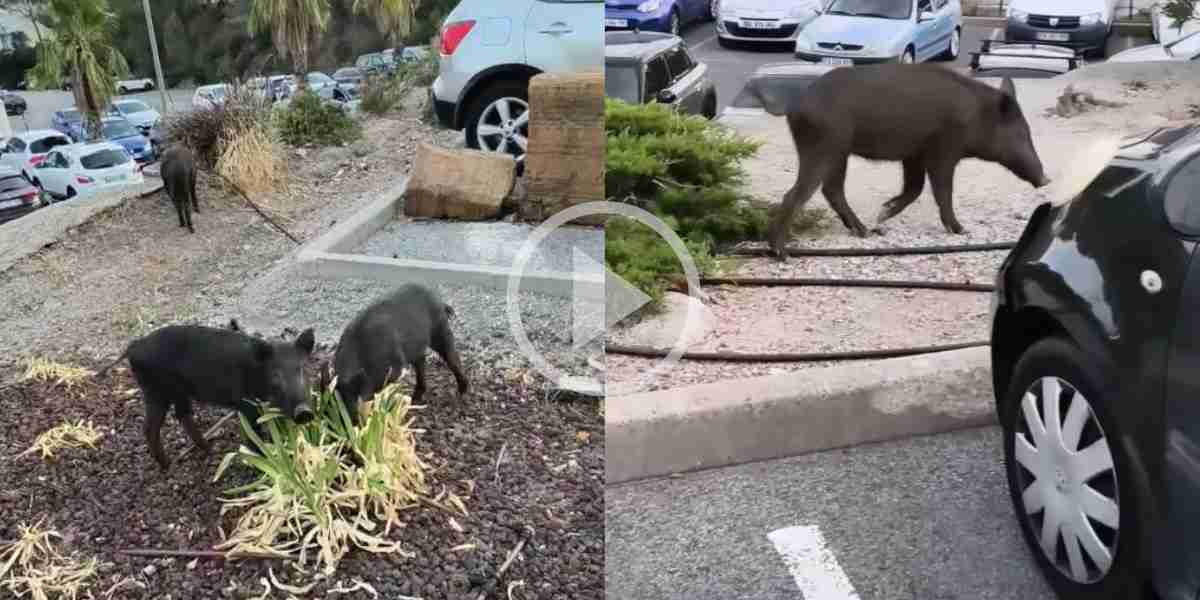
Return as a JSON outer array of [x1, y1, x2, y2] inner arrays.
[[0, 353, 602, 599]]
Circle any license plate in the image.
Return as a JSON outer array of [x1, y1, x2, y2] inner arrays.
[[605, 18, 628, 27], [822, 57, 854, 65], [740, 19, 781, 29], [0, 199, 20, 210], [1036, 32, 1070, 41], [104, 175, 126, 184]]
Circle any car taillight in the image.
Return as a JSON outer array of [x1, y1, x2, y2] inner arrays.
[[21, 191, 36, 203], [75, 175, 94, 184], [29, 154, 46, 166], [440, 20, 475, 56]]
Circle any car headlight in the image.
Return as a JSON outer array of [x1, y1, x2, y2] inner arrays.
[[789, 4, 816, 18], [1008, 7, 1028, 22], [1079, 12, 1102, 26], [637, 0, 661, 13]]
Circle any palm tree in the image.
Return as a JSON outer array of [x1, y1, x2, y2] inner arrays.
[[247, 0, 330, 91], [28, 0, 129, 141], [1163, 0, 1199, 33], [352, 0, 418, 45]]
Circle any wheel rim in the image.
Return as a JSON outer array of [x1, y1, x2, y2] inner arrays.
[[476, 96, 529, 162], [710, 0, 718, 18], [901, 50, 913, 64], [1013, 376, 1119, 584], [951, 30, 960, 57]]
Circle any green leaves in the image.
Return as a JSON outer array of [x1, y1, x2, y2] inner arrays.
[[1162, 0, 1199, 32], [275, 89, 362, 146], [247, 0, 331, 73]]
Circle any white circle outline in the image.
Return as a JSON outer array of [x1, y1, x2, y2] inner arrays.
[[506, 201, 701, 397]]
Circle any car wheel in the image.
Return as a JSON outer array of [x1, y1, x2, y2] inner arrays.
[[1002, 338, 1151, 599], [717, 35, 736, 49], [464, 79, 530, 166], [940, 27, 961, 61], [65, 186, 76, 200], [117, 86, 127, 95], [900, 46, 915, 64], [669, 8, 681, 36], [145, 81, 154, 91]]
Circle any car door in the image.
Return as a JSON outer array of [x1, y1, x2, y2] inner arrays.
[[2, 137, 23, 173], [662, 44, 705, 115], [37, 151, 65, 195], [525, 0, 604, 74], [1157, 149, 1200, 600], [913, 0, 940, 61], [642, 53, 672, 106]]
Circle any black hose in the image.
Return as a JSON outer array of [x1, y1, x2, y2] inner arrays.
[[605, 340, 990, 363], [699, 277, 994, 293], [727, 241, 1017, 257]]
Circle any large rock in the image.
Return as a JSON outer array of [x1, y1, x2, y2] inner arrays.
[[404, 142, 516, 220], [522, 71, 605, 224]]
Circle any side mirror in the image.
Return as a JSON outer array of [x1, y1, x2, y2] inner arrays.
[[919, 10, 935, 21], [656, 89, 678, 104]]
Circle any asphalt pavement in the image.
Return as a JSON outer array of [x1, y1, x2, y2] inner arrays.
[[681, 20, 1152, 112], [5, 88, 195, 134], [606, 426, 1057, 600]]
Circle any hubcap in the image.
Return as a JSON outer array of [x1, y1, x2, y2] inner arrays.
[[1013, 377, 1119, 584], [672, 13, 680, 35], [951, 31, 960, 56], [476, 97, 529, 163], [901, 50, 913, 64]]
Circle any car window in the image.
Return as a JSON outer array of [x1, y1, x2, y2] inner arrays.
[[644, 56, 671, 103], [826, 0, 913, 20], [0, 174, 28, 192], [663, 46, 695, 83], [80, 148, 131, 170], [604, 63, 641, 104], [933, 0, 947, 8], [1165, 153, 1200, 236], [30, 136, 69, 154], [1166, 31, 1200, 59], [7, 137, 24, 152], [116, 100, 151, 113], [101, 120, 138, 139]]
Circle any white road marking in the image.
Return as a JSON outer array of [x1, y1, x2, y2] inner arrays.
[[768, 525, 861, 600], [691, 32, 719, 51]]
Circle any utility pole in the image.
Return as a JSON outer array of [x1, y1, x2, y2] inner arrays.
[[141, 0, 169, 115]]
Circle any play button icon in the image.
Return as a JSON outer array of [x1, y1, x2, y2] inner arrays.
[[571, 249, 652, 351]]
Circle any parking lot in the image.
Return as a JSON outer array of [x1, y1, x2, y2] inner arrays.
[[5, 87, 195, 135], [680, 19, 1152, 112]]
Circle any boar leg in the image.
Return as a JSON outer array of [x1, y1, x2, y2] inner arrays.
[[411, 354, 427, 404], [876, 157, 925, 224], [820, 154, 869, 238], [175, 197, 187, 229], [175, 398, 210, 454], [190, 173, 199, 213], [142, 394, 171, 471], [926, 154, 966, 234], [432, 326, 469, 400], [769, 156, 827, 259]]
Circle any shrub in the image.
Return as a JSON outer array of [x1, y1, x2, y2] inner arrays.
[[164, 84, 272, 169], [360, 73, 405, 115], [394, 49, 438, 88], [275, 90, 362, 147], [606, 216, 720, 304], [216, 123, 284, 198]]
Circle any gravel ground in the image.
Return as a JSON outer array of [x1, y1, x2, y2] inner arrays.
[[0, 352, 602, 600], [606, 74, 1195, 392], [357, 222, 603, 275]]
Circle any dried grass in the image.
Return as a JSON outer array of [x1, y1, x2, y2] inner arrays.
[[21, 358, 95, 388], [18, 420, 104, 460], [217, 125, 285, 200], [0, 519, 98, 600]]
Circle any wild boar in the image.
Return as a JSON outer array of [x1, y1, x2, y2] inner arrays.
[[160, 145, 199, 234]]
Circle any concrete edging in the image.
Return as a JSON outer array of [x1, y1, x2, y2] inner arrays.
[[605, 346, 996, 484]]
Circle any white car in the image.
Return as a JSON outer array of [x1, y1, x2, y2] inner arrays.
[[1150, 0, 1200, 44], [714, 0, 824, 47], [108, 99, 161, 135], [116, 77, 155, 94], [1109, 29, 1200, 62], [431, 0, 603, 164], [30, 142, 144, 202], [0, 129, 74, 181], [192, 84, 228, 110]]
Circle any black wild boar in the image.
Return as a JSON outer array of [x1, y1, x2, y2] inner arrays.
[[160, 145, 199, 234], [97, 324, 316, 470], [766, 64, 1052, 258], [333, 284, 469, 424]]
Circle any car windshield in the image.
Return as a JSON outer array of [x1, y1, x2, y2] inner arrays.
[[206, 86, 227, 99], [335, 69, 361, 81], [604, 63, 640, 105], [825, 0, 912, 19], [116, 100, 151, 113], [309, 72, 334, 84], [30, 136, 70, 154], [80, 148, 130, 169], [1166, 31, 1200, 58], [102, 121, 138, 138]]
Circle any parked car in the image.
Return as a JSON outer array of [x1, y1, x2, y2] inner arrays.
[[267, 75, 297, 101], [98, 117, 155, 164], [148, 121, 166, 159], [1108, 29, 1200, 63], [193, 83, 228, 110], [51, 108, 86, 142], [305, 71, 343, 95], [1150, 0, 1200, 44], [714, 0, 824, 47], [726, 61, 836, 117], [969, 39, 1085, 78], [333, 67, 364, 95], [0, 165, 45, 223], [432, 0, 603, 164], [604, 31, 717, 119], [794, 0, 964, 65], [0, 129, 73, 181], [107, 99, 160, 135], [30, 142, 145, 202], [991, 123, 1200, 600], [1005, 0, 1118, 58], [605, 0, 712, 36], [355, 52, 394, 77], [399, 45, 431, 63], [1, 90, 26, 116], [115, 77, 155, 94]]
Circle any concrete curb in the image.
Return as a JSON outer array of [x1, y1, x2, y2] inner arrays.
[[605, 346, 996, 484]]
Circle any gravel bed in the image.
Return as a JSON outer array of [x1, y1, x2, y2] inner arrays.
[[357, 222, 603, 275], [0, 354, 602, 600]]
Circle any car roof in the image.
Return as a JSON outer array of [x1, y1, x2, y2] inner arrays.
[[17, 129, 70, 141], [67, 142, 125, 156], [196, 84, 226, 91], [0, 165, 22, 177], [1114, 123, 1200, 162], [605, 31, 680, 60]]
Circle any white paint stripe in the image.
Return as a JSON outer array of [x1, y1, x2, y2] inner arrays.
[[768, 525, 861, 600], [691, 32, 719, 51]]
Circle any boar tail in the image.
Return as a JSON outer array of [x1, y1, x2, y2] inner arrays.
[[95, 348, 130, 378]]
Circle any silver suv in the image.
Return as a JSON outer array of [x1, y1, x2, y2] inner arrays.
[[431, 0, 603, 164]]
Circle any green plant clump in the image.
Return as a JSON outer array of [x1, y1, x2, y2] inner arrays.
[[359, 73, 405, 115], [275, 90, 363, 146]]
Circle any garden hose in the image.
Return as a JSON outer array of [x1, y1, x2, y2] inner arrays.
[[726, 241, 1017, 257], [698, 277, 994, 293], [605, 340, 990, 363]]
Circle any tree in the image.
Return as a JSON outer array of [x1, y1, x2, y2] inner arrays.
[[0, 0, 47, 46], [247, 0, 330, 87], [28, 0, 130, 140], [352, 0, 416, 45], [1163, 0, 1199, 32]]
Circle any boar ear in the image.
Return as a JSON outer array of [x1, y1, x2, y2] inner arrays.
[[998, 87, 1019, 117], [295, 328, 315, 354], [1000, 76, 1016, 98]]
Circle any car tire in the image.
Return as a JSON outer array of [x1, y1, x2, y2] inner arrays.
[[900, 46, 915, 64], [145, 81, 154, 91], [940, 27, 961, 61], [717, 35, 736, 49], [65, 186, 76, 200], [1001, 337, 1151, 600], [463, 79, 530, 167], [117, 86, 127, 95], [669, 8, 681, 36]]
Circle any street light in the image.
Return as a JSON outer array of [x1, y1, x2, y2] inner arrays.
[[141, 0, 169, 115]]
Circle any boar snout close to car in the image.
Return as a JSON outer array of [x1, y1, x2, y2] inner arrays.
[[333, 284, 469, 425], [160, 145, 199, 234], [766, 64, 1051, 259], [97, 324, 316, 470]]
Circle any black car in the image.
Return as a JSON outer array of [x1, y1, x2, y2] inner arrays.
[[2, 91, 26, 116], [0, 165, 44, 224], [604, 31, 717, 119], [991, 123, 1200, 600]]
